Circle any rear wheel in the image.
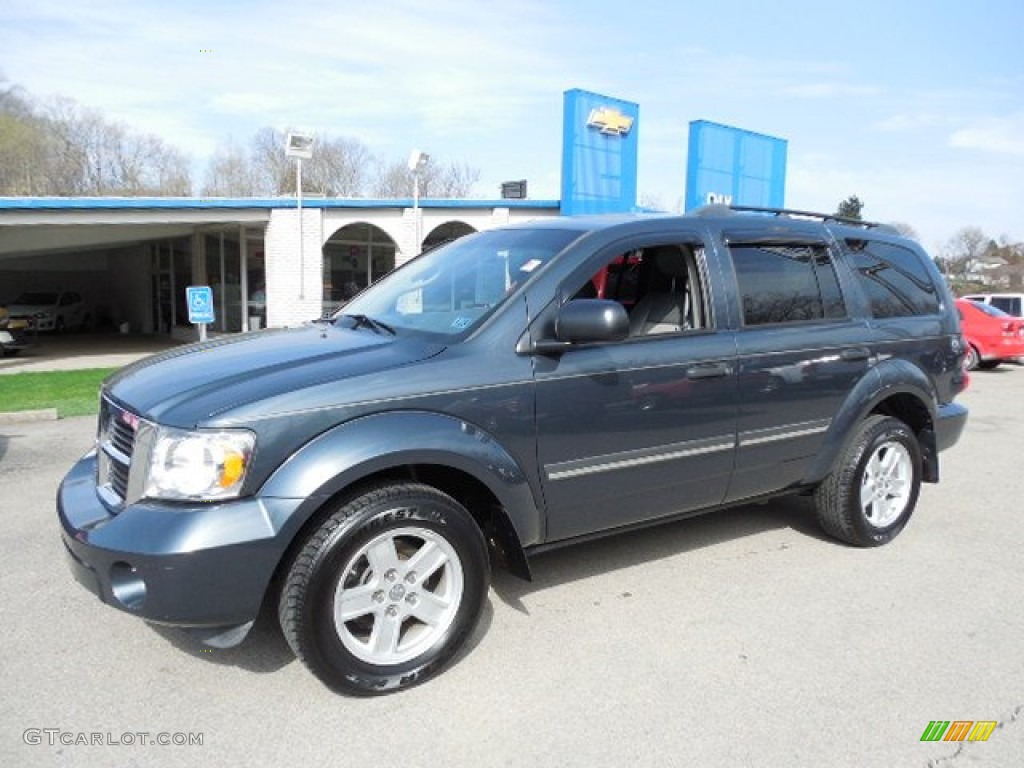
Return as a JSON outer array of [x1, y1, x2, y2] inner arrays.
[[279, 483, 489, 695], [964, 344, 980, 370], [814, 415, 922, 547]]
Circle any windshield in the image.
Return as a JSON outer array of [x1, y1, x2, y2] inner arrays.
[[14, 292, 58, 305], [336, 227, 580, 338]]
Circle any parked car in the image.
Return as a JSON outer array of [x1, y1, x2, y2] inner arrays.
[[0, 304, 32, 357], [6, 291, 89, 332], [955, 297, 1024, 370], [961, 292, 1024, 319], [58, 207, 969, 695]]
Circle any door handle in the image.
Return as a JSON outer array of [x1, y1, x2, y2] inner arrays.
[[840, 347, 871, 362], [686, 362, 731, 380]]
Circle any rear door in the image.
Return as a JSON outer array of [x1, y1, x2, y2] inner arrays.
[[720, 231, 875, 502]]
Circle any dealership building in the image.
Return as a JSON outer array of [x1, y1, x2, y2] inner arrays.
[[0, 89, 786, 337]]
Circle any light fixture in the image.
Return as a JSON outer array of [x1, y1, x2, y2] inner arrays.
[[285, 132, 314, 160]]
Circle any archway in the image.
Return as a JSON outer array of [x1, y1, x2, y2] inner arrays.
[[322, 222, 397, 313], [423, 220, 476, 252]]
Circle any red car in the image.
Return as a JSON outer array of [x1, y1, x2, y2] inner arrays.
[[956, 298, 1024, 370]]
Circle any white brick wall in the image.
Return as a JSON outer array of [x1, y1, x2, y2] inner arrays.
[[265, 208, 324, 328], [267, 205, 560, 327]]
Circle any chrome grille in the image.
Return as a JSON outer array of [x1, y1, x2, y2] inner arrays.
[[98, 397, 138, 505]]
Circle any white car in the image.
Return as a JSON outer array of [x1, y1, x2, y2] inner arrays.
[[962, 293, 1024, 319], [6, 291, 89, 332]]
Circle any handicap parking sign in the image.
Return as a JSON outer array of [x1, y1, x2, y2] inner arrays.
[[186, 286, 215, 324]]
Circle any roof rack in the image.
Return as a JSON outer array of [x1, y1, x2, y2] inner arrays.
[[688, 202, 897, 233]]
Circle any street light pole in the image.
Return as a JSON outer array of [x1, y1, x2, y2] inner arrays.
[[296, 156, 304, 298], [285, 132, 314, 302], [408, 149, 430, 256]]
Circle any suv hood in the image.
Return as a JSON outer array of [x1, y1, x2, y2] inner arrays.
[[104, 323, 445, 426]]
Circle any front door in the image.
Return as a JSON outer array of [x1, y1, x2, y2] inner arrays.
[[533, 234, 738, 543]]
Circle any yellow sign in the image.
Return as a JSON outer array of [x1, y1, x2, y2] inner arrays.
[[587, 107, 634, 136]]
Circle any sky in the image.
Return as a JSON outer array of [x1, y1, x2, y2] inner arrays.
[[2, 0, 1023, 252]]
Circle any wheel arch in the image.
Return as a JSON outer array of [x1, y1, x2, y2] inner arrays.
[[260, 411, 538, 584], [805, 361, 940, 486]]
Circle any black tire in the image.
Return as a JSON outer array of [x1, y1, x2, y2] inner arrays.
[[964, 345, 980, 371], [976, 360, 1001, 370], [814, 415, 922, 547], [279, 483, 490, 696]]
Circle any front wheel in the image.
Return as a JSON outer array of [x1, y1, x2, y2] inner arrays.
[[814, 415, 922, 547], [279, 483, 490, 695]]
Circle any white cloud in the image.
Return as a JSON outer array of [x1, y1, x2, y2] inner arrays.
[[949, 113, 1024, 157]]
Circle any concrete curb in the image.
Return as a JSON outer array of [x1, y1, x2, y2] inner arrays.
[[0, 408, 59, 424]]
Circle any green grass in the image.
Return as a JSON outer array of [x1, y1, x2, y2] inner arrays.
[[0, 368, 117, 418]]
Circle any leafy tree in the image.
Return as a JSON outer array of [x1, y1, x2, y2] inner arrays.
[[836, 195, 864, 220]]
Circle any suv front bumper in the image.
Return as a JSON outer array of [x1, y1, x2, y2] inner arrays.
[[57, 451, 304, 642]]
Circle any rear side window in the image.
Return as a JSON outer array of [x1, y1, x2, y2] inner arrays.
[[991, 297, 1022, 316], [729, 242, 846, 326], [845, 239, 941, 318]]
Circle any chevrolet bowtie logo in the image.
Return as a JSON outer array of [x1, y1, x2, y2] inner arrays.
[[587, 107, 634, 136]]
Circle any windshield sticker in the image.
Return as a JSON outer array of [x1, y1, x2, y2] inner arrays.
[[520, 259, 542, 273], [451, 316, 473, 330]]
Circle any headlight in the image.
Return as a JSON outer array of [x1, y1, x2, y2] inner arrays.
[[144, 427, 255, 501]]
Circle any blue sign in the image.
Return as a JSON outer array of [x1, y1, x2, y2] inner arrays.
[[561, 88, 639, 215], [186, 285, 215, 324], [685, 120, 787, 211]]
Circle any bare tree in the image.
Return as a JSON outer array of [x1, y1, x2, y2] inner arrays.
[[370, 159, 413, 198], [886, 221, 920, 241], [370, 158, 480, 198], [937, 226, 989, 279], [202, 140, 265, 196], [306, 135, 372, 197], [250, 126, 294, 194]]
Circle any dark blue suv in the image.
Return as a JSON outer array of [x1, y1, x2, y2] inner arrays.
[[58, 206, 968, 695]]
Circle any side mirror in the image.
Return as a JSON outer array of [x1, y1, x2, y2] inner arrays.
[[532, 299, 629, 354]]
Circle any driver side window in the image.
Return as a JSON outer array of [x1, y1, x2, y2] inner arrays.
[[570, 242, 710, 337]]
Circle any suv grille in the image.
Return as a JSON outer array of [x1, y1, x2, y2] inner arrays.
[[98, 397, 139, 504]]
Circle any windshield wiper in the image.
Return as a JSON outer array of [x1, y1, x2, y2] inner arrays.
[[341, 313, 396, 336]]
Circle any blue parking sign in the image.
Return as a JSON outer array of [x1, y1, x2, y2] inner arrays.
[[186, 286, 215, 324]]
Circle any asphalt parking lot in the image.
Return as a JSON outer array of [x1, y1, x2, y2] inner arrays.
[[1, 368, 1021, 767]]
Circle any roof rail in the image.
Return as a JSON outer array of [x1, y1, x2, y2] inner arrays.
[[720, 204, 898, 233]]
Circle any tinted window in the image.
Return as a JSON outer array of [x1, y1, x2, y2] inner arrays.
[[730, 243, 846, 326], [846, 240, 940, 318], [991, 297, 1022, 316]]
